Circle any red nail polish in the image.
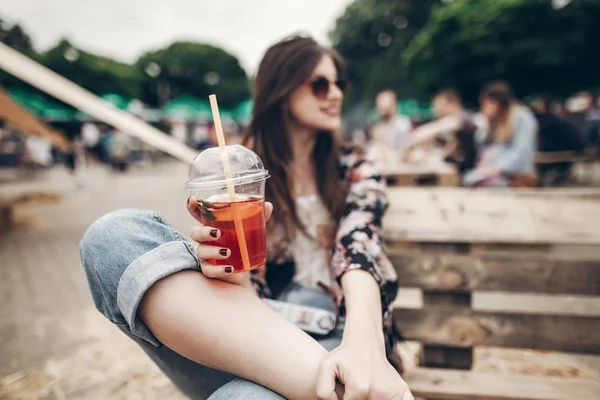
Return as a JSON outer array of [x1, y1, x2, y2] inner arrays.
[[219, 248, 228, 257], [210, 229, 219, 238], [224, 266, 233, 273]]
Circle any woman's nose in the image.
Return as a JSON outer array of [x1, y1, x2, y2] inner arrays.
[[327, 83, 344, 101]]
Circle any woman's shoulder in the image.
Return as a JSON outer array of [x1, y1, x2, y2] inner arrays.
[[338, 143, 383, 181], [513, 105, 537, 124], [338, 143, 368, 171], [339, 142, 372, 165]]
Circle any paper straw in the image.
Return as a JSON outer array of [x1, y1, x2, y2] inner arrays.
[[209, 94, 250, 271]]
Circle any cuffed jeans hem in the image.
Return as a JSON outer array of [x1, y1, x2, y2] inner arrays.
[[116, 240, 199, 346]]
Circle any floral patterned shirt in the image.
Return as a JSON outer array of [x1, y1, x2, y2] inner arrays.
[[250, 145, 402, 372]]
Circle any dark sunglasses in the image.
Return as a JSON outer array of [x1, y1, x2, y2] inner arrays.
[[306, 76, 350, 99]]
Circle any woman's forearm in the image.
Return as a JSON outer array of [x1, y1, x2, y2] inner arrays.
[[341, 269, 385, 349]]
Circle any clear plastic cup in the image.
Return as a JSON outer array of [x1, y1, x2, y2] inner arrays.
[[186, 145, 270, 272]]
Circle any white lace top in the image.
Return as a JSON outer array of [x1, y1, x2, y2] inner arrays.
[[292, 195, 334, 289]]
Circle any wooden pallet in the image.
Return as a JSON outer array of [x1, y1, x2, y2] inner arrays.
[[385, 188, 600, 399], [384, 164, 459, 187]]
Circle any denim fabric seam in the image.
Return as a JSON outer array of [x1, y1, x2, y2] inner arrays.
[[116, 240, 200, 347], [154, 211, 188, 242], [90, 266, 127, 326]]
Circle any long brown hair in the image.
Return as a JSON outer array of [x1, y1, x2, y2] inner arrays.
[[481, 81, 517, 143], [243, 35, 345, 238]]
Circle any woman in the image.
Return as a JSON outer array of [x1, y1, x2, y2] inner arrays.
[[80, 35, 412, 400], [463, 81, 538, 187]]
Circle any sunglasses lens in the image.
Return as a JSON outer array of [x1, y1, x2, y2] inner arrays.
[[335, 79, 349, 94], [311, 77, 330, 98]]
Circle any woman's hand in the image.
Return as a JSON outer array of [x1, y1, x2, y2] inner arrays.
[[315, 336, 414, 400], [186, 196, 273, 285], [474, 164, 499, 176]]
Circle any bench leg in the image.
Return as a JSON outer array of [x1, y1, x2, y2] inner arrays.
[[0, 206, 14, 233]]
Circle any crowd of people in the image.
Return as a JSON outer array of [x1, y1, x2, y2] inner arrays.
[[361, 85, 600, 187], [0, 120, 55, 177]]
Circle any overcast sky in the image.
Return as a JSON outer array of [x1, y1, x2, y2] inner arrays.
[[2, 0, 353, 74]]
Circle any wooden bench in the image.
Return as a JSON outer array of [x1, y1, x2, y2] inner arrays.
[[0, 195, 19, 234], [535, 151, 594, 165], [384, 162, 459, 187], [380, 147, 460, 187], [0, 190, 62, 234], [383, 188, 600, 400], [536, 151, 598, 186]]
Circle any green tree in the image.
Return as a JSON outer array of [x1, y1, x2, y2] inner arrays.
[[39, 39, 140, 98], [330, 0, 443, 105], [403, 0, 600, 104], [0, 17, 39, 91], [3, 24, 33, 53], [136, 42, 249, 107], [3, 23, 33, 53]]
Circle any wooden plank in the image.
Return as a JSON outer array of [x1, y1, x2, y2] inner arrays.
[[422, 345, 473, 370], [404, 368, 600, 400], [394, 306, 600, 354], [423, 291, 472, 306], [536, 151, 593, 164], [387, 250, 600, 295], [437, 172, 459, 187], [383, 188, 600, 245], [383, 157, 458, 186], [420, 291, 474, 370], [0, 205, 14, 233]]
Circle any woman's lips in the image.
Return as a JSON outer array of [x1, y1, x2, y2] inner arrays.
[[321, 107, 341, 117]]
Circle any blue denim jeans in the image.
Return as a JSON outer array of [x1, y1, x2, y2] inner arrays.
[[79, 209, 343, 400]]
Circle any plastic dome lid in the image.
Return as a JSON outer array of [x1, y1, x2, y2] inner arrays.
[[186, 145, 269, 190]]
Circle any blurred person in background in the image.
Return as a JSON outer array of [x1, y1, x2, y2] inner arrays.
[[580, 92, 600, 154], [170, 119, 188, 143], [80, 121, 101, 164], [64, 137, 85, 188], [21, 135, 53, 177], [375, 90, 413, 149], [80, 35, 412, 400], [191, 121, 209, 149], [463, 81, 538, 187], [531, 96, 585, 185], [109, 130, 133, 172], [403, 89, 479, 175], [551, 100, 567, 118], [99, 124, 114, 164], [565, 92, 600, 155], [0, 122, 23, 167], [196, 121, 219, 150]]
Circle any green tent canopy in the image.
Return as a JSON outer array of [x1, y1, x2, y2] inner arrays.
[[163, 95, 212, 121], [8, 88, 76, 121], [100, 93, 132, 110], [218, 108, 236, 122], [234, 99, 253, 122]]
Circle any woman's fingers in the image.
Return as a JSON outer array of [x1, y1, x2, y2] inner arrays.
[[264, 201, 273, 222], [195, 244, 230, 261], [316, 360, 338, 400], [187, 196, 203, 223], [199, 262, 235, 279], [190, 225, 221, 242]]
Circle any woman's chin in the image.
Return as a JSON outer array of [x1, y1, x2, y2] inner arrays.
[[314, 119, 342, 132]]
